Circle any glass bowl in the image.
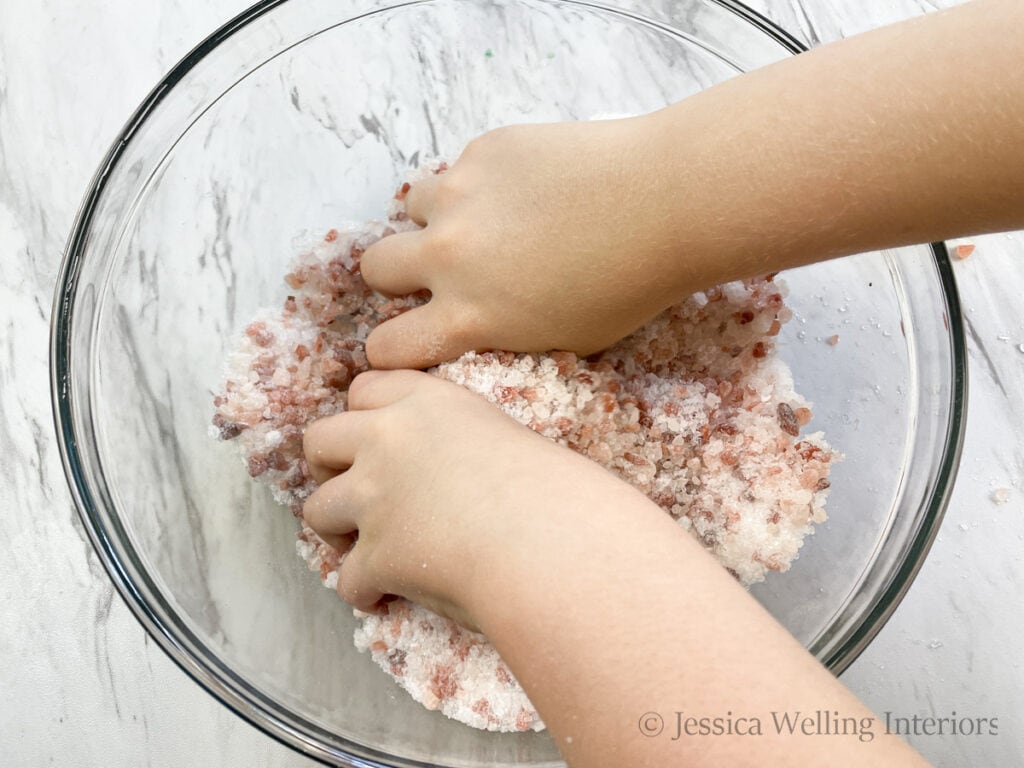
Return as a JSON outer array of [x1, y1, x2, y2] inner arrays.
[[51, 0, 967, 766]]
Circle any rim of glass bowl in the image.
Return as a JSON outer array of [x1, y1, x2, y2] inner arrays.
[[50, 1, 967, 765]]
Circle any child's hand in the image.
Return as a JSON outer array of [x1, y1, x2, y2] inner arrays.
[[301, 369, 640, 630], [359, 117, 689, 369], [361, 0, 1024, 375], [301, 373, 919, 768]]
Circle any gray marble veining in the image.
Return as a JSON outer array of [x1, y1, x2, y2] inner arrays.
[[1, 0, 1021, 766]]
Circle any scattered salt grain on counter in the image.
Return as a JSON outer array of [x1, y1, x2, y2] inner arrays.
[[211, 163, 840, 733], [955, 243, 975, 260], [992, 488, 1011, 505]]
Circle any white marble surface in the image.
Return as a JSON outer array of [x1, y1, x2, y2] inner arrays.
[[1, 0, 1021, 766]]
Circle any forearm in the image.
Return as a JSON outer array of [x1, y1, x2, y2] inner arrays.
[[470, 487, 925, 768], [636, 0, 1023, 295], [357, 0, 1022, 369]]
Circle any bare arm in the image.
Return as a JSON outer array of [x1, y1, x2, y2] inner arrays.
[[470, 472, 925, 768], [360, 0, 1023, 369], [643, 0, 1023, 283], [303, 372, 926, 768]]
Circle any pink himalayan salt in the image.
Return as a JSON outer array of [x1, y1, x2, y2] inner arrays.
[[212, 169, 839, 732]]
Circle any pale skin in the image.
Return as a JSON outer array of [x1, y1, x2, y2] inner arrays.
[[303, 1, 1023, 766]]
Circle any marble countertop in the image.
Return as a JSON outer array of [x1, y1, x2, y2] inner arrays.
[[1, 0, 1021, 765]]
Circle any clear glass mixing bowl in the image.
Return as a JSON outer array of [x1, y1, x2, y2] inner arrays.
[[51, 1, 967, 765]]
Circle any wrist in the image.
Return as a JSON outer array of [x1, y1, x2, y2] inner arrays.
[[461, 457, 681, 638]]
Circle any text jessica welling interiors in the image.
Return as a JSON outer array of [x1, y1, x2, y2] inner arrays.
[[637, 709, 999, 742]]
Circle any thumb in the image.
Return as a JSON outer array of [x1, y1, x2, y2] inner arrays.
[[365, 301, 473, 369]]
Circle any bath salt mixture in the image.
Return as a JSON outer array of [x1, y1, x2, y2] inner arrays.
[[211, 166, 840, 733]]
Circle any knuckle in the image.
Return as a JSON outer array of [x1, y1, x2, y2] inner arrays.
[[366, 409, 400, 447], [357, 249, 381, 284], [393, 368, 430, 390], [425, 225, 466, 270], [302, 418, 325, 456], [427, 173, 469, 216], [337, 567, 360, 604], [339, 550, 377, 608], [338, 463, 363, 497], [362, 330, 390, 369], [302, 493, 325, 531], [461, 126, 505, 160], [459, 134, 487, 162], [346, 370, 380, 407], [357, 236, 394, 278]]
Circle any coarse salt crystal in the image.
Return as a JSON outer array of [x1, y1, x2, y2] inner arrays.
[[211, 164, 839, 733], [955, 243, 975, 260]]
